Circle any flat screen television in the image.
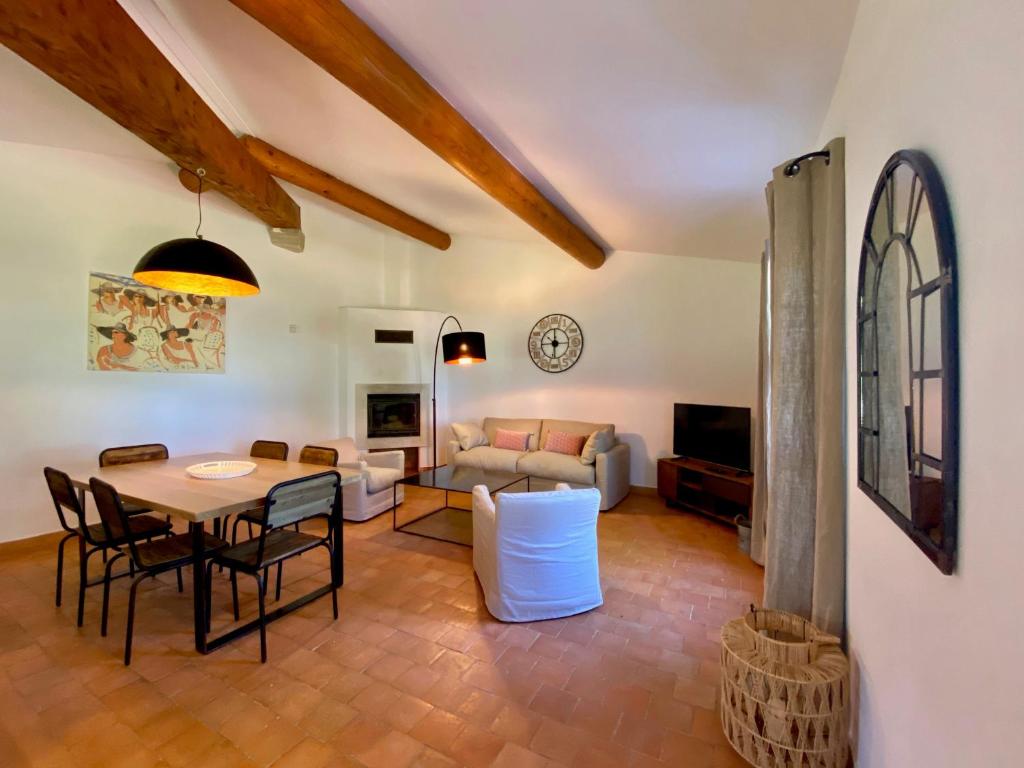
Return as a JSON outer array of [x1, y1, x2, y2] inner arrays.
[[673, 403, 752, 473]]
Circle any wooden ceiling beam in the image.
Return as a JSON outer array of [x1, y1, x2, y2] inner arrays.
[[240, 137, 451, 250], [227, 0, 605, 269], [179, 139, 451, 250], [0, 0, 301, 232]]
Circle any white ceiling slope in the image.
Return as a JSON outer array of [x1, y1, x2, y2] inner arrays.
[[0, 0, 857, 261]]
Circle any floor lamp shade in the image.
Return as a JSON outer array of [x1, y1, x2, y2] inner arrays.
[[133, 237, 260, 297], [433, 321, 486, 470], [442, 331, 486, 365]]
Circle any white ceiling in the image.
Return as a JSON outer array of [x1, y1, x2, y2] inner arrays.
[[0, 0, 858, 261]]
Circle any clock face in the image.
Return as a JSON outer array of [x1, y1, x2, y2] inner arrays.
[[528, 314, 583, 373]]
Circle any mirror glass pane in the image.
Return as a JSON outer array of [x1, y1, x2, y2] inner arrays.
[[921, 377, 943, 461], [875, 241, 911, 518], [862, 247, 878, 313], [892, 163, 916, 235], [912, 199, 940, 283], [922, 283, 943, 372], [862, 433, 876, 487]]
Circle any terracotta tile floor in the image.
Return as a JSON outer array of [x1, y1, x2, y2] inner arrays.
[[0, 488, 762, 767]]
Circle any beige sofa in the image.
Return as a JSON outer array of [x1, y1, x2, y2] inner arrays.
[[448, 417, 630, 511]]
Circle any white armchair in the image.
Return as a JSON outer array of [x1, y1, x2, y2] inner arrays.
[[472, 483, 603, 622], [317, 438, 405, 522]]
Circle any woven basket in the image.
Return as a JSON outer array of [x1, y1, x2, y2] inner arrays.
[[720, 608, 849, 768]]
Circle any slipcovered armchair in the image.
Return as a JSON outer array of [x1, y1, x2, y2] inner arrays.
[[318, 438, 405, 522], [472, 483, 602, 622]]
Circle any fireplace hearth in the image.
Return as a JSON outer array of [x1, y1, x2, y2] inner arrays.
[[367, 393, 421, 439]]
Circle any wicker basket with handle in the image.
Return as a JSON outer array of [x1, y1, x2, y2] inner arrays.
[[720, 608, 849, 768]]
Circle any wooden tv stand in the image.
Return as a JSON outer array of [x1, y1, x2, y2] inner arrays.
[[656, 457, 753, 526]]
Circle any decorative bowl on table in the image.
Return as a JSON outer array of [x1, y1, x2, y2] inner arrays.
[[185, 460, 257, 480]]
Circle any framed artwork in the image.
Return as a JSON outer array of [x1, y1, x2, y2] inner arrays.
[[87, 271, 226, 373]]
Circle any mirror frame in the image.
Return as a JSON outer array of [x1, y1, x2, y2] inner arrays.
[[856, 149, 959, 574]]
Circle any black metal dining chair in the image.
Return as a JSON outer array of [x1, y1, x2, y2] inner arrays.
[[44, 467, 172, 627], [231, 444, 339, 601], [89, 477, 226, 665], [98, 443, 170, 519], [208, 471, 341, 663], [219, 440, 291, 555], [225, 440, 291, 543]]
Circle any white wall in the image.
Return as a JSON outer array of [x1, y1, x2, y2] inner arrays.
[[407, 236, 761, 486], [818, 1, 1024, 765], [0, 140, 417, 542]]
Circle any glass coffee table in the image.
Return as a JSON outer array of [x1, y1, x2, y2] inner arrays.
[[393, 465, 530, 546]]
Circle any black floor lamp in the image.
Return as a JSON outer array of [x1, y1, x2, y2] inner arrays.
[[431, 316, 486, 471]]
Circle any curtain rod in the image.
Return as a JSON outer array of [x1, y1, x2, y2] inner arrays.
[[784, 150, 831, 177]]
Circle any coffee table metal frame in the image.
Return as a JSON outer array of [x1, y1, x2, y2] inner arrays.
[[393, 465, 530, 546]]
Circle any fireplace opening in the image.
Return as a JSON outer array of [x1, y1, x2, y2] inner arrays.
[[367, 393, 421, 438]]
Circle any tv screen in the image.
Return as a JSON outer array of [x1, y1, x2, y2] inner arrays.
[[673, 403, 751, 472]]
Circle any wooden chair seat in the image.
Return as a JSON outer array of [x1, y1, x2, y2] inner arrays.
[[85, 514, 171, 545], [135, 532, 226, 570], [214, 529, 323, 572]]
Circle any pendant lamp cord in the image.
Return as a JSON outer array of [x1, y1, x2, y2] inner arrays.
[[194, 168, 206, 239]]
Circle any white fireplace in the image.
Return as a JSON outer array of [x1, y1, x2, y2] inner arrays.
[[339, 307, 448, 468]]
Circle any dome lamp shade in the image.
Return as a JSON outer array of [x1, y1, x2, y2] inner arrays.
[[134, 167, 259, 297], [133, 237, 260, 297]]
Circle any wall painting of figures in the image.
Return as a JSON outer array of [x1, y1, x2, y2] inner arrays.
[[87, 272, 226, 373]]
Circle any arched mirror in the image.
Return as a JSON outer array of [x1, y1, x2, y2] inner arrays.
[[857, 150, 959, 574]]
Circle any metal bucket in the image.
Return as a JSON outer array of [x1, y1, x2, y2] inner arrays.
[[735, 515, 751, 555]]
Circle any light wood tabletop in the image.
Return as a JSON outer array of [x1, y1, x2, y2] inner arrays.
[[63, 452, 362, 523]]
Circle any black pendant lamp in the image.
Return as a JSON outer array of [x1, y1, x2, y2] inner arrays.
[[133, 169, 260, 297]]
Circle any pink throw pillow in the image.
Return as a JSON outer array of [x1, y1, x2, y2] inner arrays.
[[493, 428, 530, 451], [545, 430, 586, 456]]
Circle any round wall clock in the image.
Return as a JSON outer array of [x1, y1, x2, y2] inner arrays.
[[528, 314, 583, 373]]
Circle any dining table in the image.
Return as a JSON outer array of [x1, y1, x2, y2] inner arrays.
[[63, 451, 362, 654]]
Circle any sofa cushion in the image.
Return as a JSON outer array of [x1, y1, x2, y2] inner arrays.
[[452, 422, 488, 451], [539, 419, 614, 451], [580, 428, 615, 465], [517, 450, 596, 485], [364, 465, 403, 494], [494, 428, 531, 451], [544, 430, 586, 456], [482, 418, 542, 452], [454, 446, 525, 473]]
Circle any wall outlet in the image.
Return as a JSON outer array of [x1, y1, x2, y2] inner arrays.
[[288, 324, 299, 334]]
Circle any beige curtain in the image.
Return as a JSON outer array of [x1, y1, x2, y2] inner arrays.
[[750, 240, 771, 566], [762, 137, 846, 637]]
